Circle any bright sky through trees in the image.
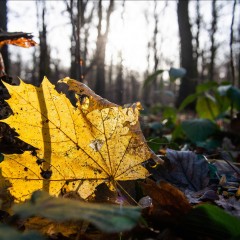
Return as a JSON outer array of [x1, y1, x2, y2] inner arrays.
[[7, 1, 237, 78]]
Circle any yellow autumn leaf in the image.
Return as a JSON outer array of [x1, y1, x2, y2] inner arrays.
[[0, 77, 153, 202]]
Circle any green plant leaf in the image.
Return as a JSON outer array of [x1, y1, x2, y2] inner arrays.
[[195, 139, 221, 151], [218, 85, 240, 110], [162, 106, 177, 122], [0, 224, 44, 240], [143, 69, 164, 87], [147, 137, 178, 152], [180, 204, 240, 240], [172, 124, 185, 141], [215, 92, 231, 116], [178, 93, 199, 111], [196, 94, 219, 120], [181, 119, 218, 143], [147, 137, 168, 153], [14, 191, 141, 233], [196, 81, 218, 93]]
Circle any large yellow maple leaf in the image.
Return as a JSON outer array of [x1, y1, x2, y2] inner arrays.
[[0, 77, 153, 201]]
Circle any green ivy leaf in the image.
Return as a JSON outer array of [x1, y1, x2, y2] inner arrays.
[[196, 94, 219, 120], [218, 85, 240, 111], [14, 191, 141, 233], [180, 204, 240, 240], [181, 119, 218, 143]]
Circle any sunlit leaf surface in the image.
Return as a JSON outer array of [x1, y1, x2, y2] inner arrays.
[[0, 77, 151, 201], [0, 38, 37, 48]]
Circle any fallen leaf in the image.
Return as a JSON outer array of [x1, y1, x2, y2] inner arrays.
[[141, 179, 191, 217], [181, 118, 219, 143], [14, 190, 142, 233], [161, 149, 209, 191], [0, 77, 153, 201], [0, 38, 37, 48]]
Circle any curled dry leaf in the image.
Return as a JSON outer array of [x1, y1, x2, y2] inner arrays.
[[0, 38, 37, 48], [0, 77, 154, 201], [141, 179, 191, 217]]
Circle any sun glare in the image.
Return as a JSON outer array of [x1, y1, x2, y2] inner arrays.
[[107, 5, 148, 72]]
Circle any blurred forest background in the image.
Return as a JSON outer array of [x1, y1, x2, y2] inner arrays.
[[0, 0, 239, 108]]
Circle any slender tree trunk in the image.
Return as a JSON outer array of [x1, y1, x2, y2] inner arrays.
[[230, 0, 237, 119], [0, 0, 9, 74], [176, 0, 198, 108], [95, 0, 114, 97], [142, 10, 151, 107], [209, 0, 217, 81], [36, 1, 50, 85], [107, 55, 113, 101], [230, 0, 236, 86], [130, 74, 138, 102], [65, 0, 92, 82], [153, 0, 159, 103], [115, 52, 124, 105], [195, 0, 201, 78]]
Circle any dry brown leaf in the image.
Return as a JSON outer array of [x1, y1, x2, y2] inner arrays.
[[0, 38, 37, 48], [141, 179, 191, 217]]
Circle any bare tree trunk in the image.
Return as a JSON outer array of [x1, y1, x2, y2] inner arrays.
[[176, 0, 198, 108], [36, 0, 50, 85], [115, 52, 124, 105], [95, 0, 114, 97], [0, 0, 9, 74], [238, 22, 240, 88], [230, 0, 237, 119], [142, 10, 151, 107], [152, 0, 159, 103], [230, 0, 236, 86], [209, 0, 217, 81], [65, 0, 94, 82], [195, 0, 201, 79], [130, 74, 139, 102], [107, 55, 113, 100]]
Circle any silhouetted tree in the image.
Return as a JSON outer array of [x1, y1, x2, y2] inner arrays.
[[230, 0, 237, 86], [36, 0, 50, 85], [95, 0, 114, 97], [194, 0, 201, 77], [115, 51, 124, 105], [0, 0, 9, 74], [153, 0, 159, 96], [209, 0, 217, 81], [176, 0, 197, 108]]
